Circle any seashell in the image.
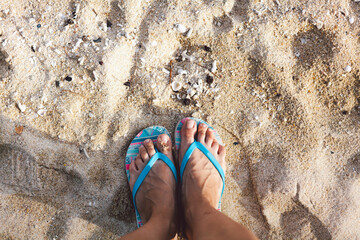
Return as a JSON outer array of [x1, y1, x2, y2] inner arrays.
[[349, 17, 355, 24], [17, 103, 26, 113], [192, 111, 201, 118], [174, 24, 187, 33], [171, 81, 182, 91], [177, 69, 188, 75], [345, 65, 352, 72], [182, 51, 195, 62], [187, 88, 196, 97], [37, 109, 46, 116]]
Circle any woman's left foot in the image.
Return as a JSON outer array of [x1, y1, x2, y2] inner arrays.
[[129, 134, 177, 237]]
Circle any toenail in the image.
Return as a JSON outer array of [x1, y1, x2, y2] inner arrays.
[[159, 135, 168, 144], [200, 123, 207, 128], [186, 120, 194, 128], [145, 139, 150, 143]]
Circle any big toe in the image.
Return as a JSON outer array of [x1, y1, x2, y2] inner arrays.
[[156, 134, 173, 160], [180, 119, 197, 145], [179, 119, 197, 163]]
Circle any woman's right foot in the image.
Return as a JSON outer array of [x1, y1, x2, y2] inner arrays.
[[178, 119, 226, 229]]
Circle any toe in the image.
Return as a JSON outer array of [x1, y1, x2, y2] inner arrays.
[[211, 139, 219, 153], [139, 145, 150, 162], [180, 119, 197, 145], [180, 119, 197, 163], [129, 161, 139, 191], [156, 134, 173, 159], [135, 154, 146, 171], [205, 128, 215, 146], [197, 123, 208, 143], [218, 145, 226, 171], [144, 139, 156, 157], [218, 144, 226, 157]]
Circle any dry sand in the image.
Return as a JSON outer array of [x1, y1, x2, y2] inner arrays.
[[0, 0, 360, 239]]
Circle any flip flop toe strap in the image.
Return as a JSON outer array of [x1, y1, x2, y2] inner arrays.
[[132, 150, 177, 217], [180, 141, 225, 198]]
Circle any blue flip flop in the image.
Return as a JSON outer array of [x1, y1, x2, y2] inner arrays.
[[175, 117, 225, 211], [125, 126, 178, 227]]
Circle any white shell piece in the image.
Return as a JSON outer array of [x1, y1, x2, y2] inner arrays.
[[171, 81, 182, 91], [37, 109, 46, 116], [177, 69, 188, 75], [188, 88, 196, 97], [186, 28, 193, 37], [17, 103, 27, 112], [345, 65, 352, 72], [349, 17, 355, 24], [211, 60, 217, 73], [175, 24, 187, 33]]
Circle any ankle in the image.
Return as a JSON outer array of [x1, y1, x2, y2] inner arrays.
[[185, 200, 217, 228], [147, 213, 177, 239]]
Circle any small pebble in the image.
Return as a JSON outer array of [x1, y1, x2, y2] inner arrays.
[[124, 81, 131, 87], [37, 23, 41, 28], [65, 19, 74, 25], [107, 20, 112, 28], [55, 81, 60, 87], [65, 76, 72, 82], [15, 126, 24, 135], [206, 75, 214, 84], [345, 65, 352, 72], [183, 98, 191, 106], [93, 37, 102, 43], [202, 45, 212, 52], [192, 111, 201, 118]]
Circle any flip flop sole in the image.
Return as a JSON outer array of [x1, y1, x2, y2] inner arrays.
[[125, 126, 170, 227]]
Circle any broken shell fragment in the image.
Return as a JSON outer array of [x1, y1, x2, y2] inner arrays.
[[186, 28, 193, 37], [211, 60, 217, 73], [177, 69, 188, 75], [17, 103, 27, 113], [187, 88, 196, 97]]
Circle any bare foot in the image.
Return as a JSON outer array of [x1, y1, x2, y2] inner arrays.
[[178, 119, 226, 229], [129, 134, 177, 238]]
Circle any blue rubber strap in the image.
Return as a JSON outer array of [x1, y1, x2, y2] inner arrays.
[[132, 149, 177, 217], [180, 141, 225, 198]]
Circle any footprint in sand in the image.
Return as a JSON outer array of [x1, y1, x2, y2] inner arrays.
[[0, 144, 76, 197]]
